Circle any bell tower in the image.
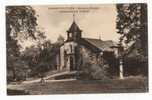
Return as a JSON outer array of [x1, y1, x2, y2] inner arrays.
[[67, 14, 82, 42], [62, 15, 82, 71]]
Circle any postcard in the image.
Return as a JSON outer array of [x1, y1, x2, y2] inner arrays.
[[6, 4, 148, 95]]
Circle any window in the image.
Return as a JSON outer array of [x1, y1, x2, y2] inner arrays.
[[69, 33, 72, 38]]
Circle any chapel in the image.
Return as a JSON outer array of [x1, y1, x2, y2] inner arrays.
[[55, 19, 118, 79]]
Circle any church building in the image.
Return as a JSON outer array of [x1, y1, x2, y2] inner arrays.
[[55, 19, 118, 79]]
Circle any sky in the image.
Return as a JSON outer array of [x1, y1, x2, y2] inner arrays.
[[20, 4, 120, 49], [32, 4, 120, 43]]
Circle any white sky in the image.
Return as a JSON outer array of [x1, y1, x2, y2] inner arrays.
[[20, 4, 120, 49], [32, 4, 120, 43]]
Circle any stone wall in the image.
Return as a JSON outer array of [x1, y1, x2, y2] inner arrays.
[[78, 45, 109, 80], [79, 45, 99, 66]]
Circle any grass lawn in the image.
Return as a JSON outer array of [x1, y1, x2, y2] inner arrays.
[[7, 76, 148, 95]]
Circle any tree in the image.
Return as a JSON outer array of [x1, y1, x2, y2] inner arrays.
[[6, 6, 37, 40], [116, 4, 148, 76], [21, 40, 60, 77], [116, 3, 148, 56], [6, 6, 38, 81], [57, 35, 64, 44]]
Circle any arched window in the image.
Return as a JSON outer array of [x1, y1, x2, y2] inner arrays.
[[69, 33, 72, 38]]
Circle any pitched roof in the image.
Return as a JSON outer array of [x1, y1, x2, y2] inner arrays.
[[83, 38, 117, 51]]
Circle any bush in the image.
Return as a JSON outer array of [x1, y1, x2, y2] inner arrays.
[[81, 62, 109, 80]]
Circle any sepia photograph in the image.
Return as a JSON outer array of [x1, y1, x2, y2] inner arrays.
[[6, 4, 148, 95]]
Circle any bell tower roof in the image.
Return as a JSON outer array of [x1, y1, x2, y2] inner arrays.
[[66, 14, 82, 42], [67, 21, 81, 33], [67, 14, 81, 33]]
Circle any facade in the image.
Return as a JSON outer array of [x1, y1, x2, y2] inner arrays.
[[56, 20, 117, 77]]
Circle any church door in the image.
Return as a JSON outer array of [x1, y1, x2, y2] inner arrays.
[[70, 56, 74, 70]]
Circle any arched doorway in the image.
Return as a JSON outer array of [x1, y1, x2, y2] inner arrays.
[[70, 56, 74, 70]]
